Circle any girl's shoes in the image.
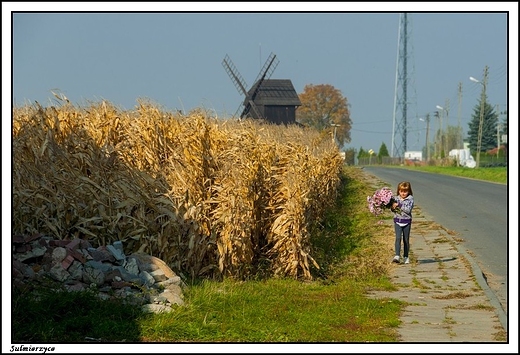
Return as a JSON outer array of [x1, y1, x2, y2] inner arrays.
[[392, 255, 400, 263]]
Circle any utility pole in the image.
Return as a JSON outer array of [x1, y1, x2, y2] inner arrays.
[[457, 82, 463, 165], [425, 113, 430, 162], [443, 99, 450, 161], [457, 83, 463, 148], [472, 66, 488, 169], [331, 123, 340, 145], [435, 106, 444, 159], [434, 110, 439, 160], [496, 104, 500, 159]]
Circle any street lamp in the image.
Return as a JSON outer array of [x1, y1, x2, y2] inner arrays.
[[331, 123, 340, 144], [469, 66, 488, 169], [436, 103, 449, 162], [420, 115, 430, 162], [435, 105, 444, 160], [368, 148, 374, 165]]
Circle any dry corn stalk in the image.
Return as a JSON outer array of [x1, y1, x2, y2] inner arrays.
[[12, 100, 343, 280]]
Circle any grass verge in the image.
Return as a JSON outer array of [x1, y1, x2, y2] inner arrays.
[[389, 165, 507, 184]]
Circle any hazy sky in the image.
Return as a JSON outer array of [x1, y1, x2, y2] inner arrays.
[[6, 3, 516, 157]]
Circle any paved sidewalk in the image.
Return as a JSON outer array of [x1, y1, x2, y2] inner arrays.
[[367, 212, 508, 343]]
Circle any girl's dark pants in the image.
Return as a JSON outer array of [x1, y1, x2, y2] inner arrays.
[[394, 222, 411, 258]]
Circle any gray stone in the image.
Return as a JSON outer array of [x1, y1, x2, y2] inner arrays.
[[106, 244, 125, 264], [12, 235, 185, 309], [89, 247, 116, 262], [139, 270, 155, 287], [112, 240, 124, 253], [49, 264, 71, 282], [114, 265, 143, 285], [98, 285, 112, 292], [141, 304, 172, 314], [105, 268, 123, 282], [68, 260, 84, 280], [128, 253, 176, 278], [83, 265, 105, 286], [152, 295, 169, 304], [17, 246, 47, 262], [124, 257, 140, 275], [13, 260, 36, 279], [85, 260, 113, 273], [51, 247, 67, 264], [114, 287, 132, 298], [159, 290, 185, 306], [64, 282, 87, 292], [97, 292, 111, 301], [164, 283, 183, 298], [149, 269, 168, 282], [156, 275, 183, 288]]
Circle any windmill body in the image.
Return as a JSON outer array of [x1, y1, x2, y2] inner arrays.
[[222, 53, 301, 125]]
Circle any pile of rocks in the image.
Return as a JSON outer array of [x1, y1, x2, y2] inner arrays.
[[12, 233, 185, 314]]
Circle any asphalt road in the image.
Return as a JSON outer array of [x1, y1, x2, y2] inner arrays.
[[363, 166, 508, 313]]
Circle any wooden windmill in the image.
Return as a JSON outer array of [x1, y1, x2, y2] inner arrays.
[[222, 52, 301, 125]]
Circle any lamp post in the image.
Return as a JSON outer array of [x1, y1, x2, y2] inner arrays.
[[420, 114, 430, 162], [436, 102, 450, 163], [497, 122, 501, 159], [331, 123, 340, 145], [470, 66, 488, 169], [433, 111, 440, 160], [436, 105, 445, 162], [495, 105, 501, 160]]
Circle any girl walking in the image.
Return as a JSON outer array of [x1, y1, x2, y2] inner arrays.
[[391, 181, 414, 264]]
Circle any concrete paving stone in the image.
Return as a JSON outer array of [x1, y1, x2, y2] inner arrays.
[[447, 309, 501, 327], [448, 322, 503, 342], [398, 325, 450, 342], [400, 308, 445, 324], [366, 216, 507, 343]]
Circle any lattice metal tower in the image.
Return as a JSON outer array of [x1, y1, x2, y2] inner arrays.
[[391, 13, 418, 159]]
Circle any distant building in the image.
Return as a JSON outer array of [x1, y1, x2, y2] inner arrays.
[[223, 52, 301, 125], [449, 148, 476, 168], [243, 79, 301, 125], [404, 151, 422, 161]]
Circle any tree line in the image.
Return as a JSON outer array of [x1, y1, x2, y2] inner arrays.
[[296, 83, 507, 166]]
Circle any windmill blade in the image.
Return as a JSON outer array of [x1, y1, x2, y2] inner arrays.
[[241, 99, 262, 120], [240, 52, 279, 119], [222, 54, 249, 97], [233, 102, 245, 119], [251, 52, 279, 93]]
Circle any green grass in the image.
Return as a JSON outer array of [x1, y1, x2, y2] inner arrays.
[[138, 278, 401, 342], [11, 286, 143, 342], [389, 165, 507, 184], [12, 166, 403, 343]]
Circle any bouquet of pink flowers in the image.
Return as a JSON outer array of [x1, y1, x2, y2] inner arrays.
[[367, 187, 400, 218]]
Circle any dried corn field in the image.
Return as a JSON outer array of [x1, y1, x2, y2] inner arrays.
[[12, 100, 344, 280]]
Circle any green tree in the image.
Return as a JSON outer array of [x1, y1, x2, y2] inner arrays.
[[467, 96, 498, 154], [343, 147, 356, 165], [357, 147, 370, 160], [377, 142, 390, 163], [445, 125, 463, 152], [500, 109, 508, 149], [296, 84, 352, 147]]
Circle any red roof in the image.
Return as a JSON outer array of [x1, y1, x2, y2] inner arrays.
[[486, 145, 506, 155]]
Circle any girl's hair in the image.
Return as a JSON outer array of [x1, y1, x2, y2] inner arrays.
[[397, 181, 413, 196]]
